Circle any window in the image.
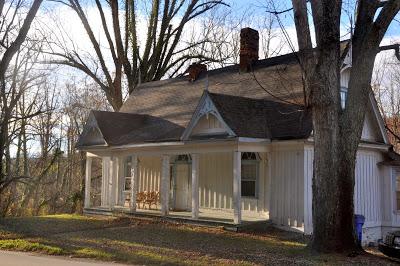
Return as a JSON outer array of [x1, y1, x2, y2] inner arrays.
[[241, 152, 259, 198], [340, 87, 348, 109], [124, 156, 132, 191]]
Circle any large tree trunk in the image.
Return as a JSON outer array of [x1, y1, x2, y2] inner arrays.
[[309, 40, 343, 252], [290, 0, 400, 253], [335, 45, 379, 250]]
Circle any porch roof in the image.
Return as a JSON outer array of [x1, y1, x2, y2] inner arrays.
[[76, 111, 184, 148]]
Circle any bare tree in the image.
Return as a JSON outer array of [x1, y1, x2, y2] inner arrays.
[[0, 0, 44, 194], [289, 0, 400, 253], [183, 5, 285, 70], [374, 53, 400, 151], [47, 0, 226, 110]]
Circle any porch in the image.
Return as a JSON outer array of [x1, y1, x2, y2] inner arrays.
[[83, 139, 271, 225]]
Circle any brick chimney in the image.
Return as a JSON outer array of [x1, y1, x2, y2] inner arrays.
[[187, 63, 207, 81], [240, 27, 259, 72]]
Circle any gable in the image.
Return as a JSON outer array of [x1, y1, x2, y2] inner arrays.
[[362, 108, 382, 142], [76, 112, 107, 147], [361, 94, 389, 144], [191, 114, 228, 136], [181, 91, 235, 140]]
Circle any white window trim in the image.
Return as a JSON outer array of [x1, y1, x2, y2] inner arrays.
[[241, 153, 260, 199]]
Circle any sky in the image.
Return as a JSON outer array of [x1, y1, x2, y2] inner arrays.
[[7, 0, 400, 157]]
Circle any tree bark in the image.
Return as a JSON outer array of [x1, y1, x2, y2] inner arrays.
[[290, 0, 400, 253]]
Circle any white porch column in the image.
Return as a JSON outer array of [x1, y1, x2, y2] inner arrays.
[[233, 151, 242, 224], [84, 156, 92, 209], [130, 155, 138, 211], [108, 157, 116, 208], [113, 157, 121, 206], [101, 157, 110, 207], [191, 153, 199, 219], [161, 155, 170, 216]]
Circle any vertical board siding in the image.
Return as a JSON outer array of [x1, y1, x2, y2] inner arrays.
[[354, 150, 383, 226], [340, 69, 350, 87], [304, 148, 384, 233], [303, 146, 313, 234], [380, 166, 395, 225], [138, 156, 162, 192], [270, 147, 304, 229], [199, 153, 234, 209], [198, 152, 268, 212], [121, 153, 268, 216]]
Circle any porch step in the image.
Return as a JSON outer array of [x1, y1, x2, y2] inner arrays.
[[223, 219, 273, 233]]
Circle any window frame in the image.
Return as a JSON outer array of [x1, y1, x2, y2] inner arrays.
[[241, 152, 260, 199], [123, 156, 133, 192]]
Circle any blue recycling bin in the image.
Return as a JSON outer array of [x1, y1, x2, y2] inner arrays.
[[354, 214, 365, 246]]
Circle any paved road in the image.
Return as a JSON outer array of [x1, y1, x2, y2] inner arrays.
[[0, 250, 128, 266]]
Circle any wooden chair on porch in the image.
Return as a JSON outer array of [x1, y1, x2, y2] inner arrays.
[[144, 191, 159, 210], [136, 191, 146, 209]]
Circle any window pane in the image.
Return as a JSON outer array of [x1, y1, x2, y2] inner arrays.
[[124, 156, 132, 177], [242, 164, 256, 180], [241, 181, 255, 197], [124, 178, 131, 191]]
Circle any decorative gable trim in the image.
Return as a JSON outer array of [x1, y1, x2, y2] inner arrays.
[[181, 91, 236, 140]]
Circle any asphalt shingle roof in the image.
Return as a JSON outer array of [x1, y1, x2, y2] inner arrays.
[[77, 52, 313, 147]]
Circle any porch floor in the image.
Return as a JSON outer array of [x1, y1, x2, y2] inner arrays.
[[84, 206, 268, 227]]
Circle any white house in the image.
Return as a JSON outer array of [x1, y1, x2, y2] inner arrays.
[[77, 28, 400, 246]]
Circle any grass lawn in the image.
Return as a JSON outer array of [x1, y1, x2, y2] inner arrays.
[[0, 214, 398, 265]]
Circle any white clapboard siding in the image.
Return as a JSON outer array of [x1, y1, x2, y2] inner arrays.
[[270, 146, 304, 229]]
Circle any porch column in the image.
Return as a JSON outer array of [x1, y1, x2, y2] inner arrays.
[[161, 155, 170, 216], [108, 157, 116, 208], [84, 156, 92, 209], [233, 151, 241, 224], [191, 153, 199, 219], [101, 157, 110, 207], [130, 155, 138, 211], [114, 157, 122, 206]]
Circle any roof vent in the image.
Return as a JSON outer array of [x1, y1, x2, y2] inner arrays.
[[187, 63, 207, 81], [240, 27, 259, 72]]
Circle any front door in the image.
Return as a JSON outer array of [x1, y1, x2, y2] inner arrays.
[[173, 163, 190, 211]]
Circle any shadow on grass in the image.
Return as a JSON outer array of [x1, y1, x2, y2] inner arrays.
[[0, 214, 129, 237], [0, 215, 398, 265]]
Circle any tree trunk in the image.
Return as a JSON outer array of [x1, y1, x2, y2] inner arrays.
[[309, 43, 342, 252]]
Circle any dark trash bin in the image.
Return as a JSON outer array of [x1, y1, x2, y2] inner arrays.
[[354, 214, 365, 246]]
